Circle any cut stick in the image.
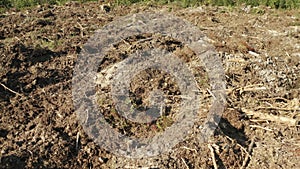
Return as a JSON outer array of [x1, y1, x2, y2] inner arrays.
[[241, 108, 298, 126]]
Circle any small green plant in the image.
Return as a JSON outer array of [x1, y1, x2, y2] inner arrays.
[[0, 0, 12, 8], [155, 115, 173, 131], [40, 39, 63, 51], [236, 0, 300, 9], [1, 0, 299, 11]]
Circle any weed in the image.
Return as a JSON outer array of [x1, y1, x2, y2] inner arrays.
[[1, 0, 299, 11]]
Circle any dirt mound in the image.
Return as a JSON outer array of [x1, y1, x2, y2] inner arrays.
[[0, 2, 299, 168]]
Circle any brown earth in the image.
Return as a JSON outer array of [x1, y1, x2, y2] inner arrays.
[[0, 1, 299, 169]]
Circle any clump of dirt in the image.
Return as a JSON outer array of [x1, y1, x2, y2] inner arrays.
[[0, 1, 299, 169]]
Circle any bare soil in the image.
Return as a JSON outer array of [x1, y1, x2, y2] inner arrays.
[[0, 1, 299, 169]]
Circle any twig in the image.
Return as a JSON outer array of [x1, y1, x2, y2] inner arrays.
[[0, 82, 22, 96], [180, 146, 198, 153], [26, 149, 33, 157], [207, 88, 216, 100], [125, 167, 152, 169], [249, 119, 269, 123], [249, 124, 273, 131], [241, 108, 298, 126], [211, 144, 220, 154], [241, 138, 255, 169], [227, 58, 247, 63], [137, 37, 153, 43], [259, 97, 289, 102], [226, 84, 267, 94], [217, 126, 249, 154], [121, 38, 131, 46], [181, 158, 190, 169], [76, 132, 80, 150], [248, 51, 260, 57], [224, 135, 249, 156], [76, 22, 84, 38], [241, 86, 267, 92], [198, 26, 216, 30], [208, 144, 218, 169], [256, 106, 300, 111]]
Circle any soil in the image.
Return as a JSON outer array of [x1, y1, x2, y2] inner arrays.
[[0, 1, 299, 169]]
